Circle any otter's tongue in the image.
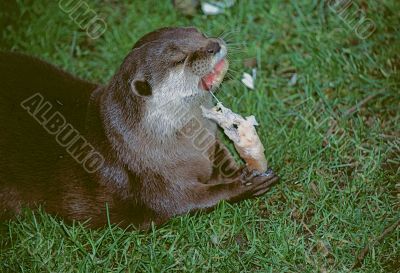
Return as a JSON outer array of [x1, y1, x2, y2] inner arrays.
[[201, 59, 226, 91]]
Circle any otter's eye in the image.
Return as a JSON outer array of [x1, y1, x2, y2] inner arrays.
[[174, 57, 186, 66]]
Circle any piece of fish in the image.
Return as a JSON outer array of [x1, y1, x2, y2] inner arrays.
[[201, 103, 268, 172]]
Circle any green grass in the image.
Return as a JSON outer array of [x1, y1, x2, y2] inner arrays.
[[1, 0, 399, 272]]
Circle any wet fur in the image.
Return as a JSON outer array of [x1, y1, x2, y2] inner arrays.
[[0, 27, 278, 229]]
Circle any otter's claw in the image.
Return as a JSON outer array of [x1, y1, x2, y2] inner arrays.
[[240, 167, 275, 185], [259, 168, 275, 178]]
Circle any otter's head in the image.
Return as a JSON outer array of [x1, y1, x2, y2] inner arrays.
[[111, 27, 228, 137], [119, 27, 228, 102]]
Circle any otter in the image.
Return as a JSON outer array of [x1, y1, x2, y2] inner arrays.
[[0, 27, 279, 229]]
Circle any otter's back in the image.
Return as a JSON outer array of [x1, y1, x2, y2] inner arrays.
[[0, 52, 97, 190]]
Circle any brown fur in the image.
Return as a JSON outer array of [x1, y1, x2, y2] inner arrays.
[[0, 27, 279, 229]]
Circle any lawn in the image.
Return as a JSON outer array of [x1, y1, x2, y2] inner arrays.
[[0, 0, 399, 272]]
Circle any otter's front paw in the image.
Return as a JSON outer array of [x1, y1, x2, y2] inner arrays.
[[232, 167, 279, 200]]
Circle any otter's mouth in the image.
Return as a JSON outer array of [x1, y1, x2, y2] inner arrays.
[[199, 59, 229, 91]]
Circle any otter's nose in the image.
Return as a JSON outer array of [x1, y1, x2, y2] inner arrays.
[[206, 41, 221, 54]]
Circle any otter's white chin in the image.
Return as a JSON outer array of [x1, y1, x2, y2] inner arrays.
[[199, 59, 229, 91]]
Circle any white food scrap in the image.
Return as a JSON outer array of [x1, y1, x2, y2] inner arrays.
[[202, 0, 236, 15], [201, 103, 268, 172], [241, 72, 254, 89]]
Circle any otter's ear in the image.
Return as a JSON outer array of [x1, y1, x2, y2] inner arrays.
[[131, 80, 152, 97]]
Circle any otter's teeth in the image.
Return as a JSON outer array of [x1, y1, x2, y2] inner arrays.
[[200, 59, 229, 91]]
